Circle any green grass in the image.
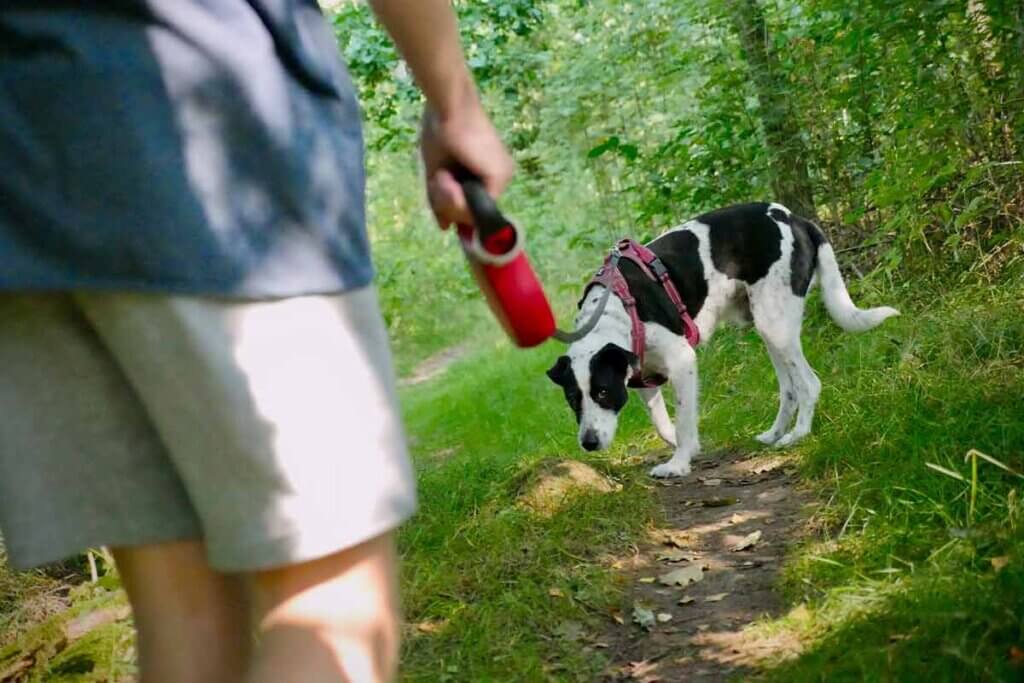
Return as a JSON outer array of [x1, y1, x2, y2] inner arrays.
[[396, 329, 661, 681], [394, 275, 1024, 681], [754, 281, 1024, 682]]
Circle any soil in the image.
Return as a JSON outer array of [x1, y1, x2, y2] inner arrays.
[[602, 448, 810, 682]]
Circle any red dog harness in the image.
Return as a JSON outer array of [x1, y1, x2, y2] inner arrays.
[[586, 239, 701, 388]]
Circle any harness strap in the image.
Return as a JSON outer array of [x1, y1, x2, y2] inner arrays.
[[585, 238, 700, 388], [623, 240, 702, 349]]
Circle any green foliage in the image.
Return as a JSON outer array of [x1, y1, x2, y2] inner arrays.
[[332, 0, 1020, 347]]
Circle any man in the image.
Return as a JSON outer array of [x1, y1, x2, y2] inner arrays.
[[0, 1, 513, 681]]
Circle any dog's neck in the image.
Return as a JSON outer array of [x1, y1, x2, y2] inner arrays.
[[571, 285, 633, 356]]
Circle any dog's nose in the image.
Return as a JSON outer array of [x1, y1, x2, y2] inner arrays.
[[581, 430, 600, 451]]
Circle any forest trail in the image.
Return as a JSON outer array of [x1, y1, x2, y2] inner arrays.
[[603, 448, 811, 682]]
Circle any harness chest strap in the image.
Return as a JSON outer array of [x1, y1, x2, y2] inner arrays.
[[586, 239, 700, 388]]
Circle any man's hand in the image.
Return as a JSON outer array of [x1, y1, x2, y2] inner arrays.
[[367, 0, 514, 229], [420, 103, 514, 230]]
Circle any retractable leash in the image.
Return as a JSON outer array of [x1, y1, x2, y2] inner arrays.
[[453, 168, 609, 347]]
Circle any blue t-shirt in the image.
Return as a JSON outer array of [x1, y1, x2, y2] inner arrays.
[[0, 0, 371, 298]]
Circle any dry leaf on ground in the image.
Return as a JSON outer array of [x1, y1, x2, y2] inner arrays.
[[632, 606, 656, 631], [730, 530, 763, 551], [659, 565, 705, 587], [625, 659, 661, 681], [658, 529, 699, 548], [657, 612, 673, 623], [758, 487, 788, 504], [704, 592, 729, 603], [657, 549, 700, 563], [991, 556, 1010, 572], [414, 620, 447, 636]]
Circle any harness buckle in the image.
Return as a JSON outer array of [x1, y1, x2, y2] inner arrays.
[[648, 257, 669, 279]]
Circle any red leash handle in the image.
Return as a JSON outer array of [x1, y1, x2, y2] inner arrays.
[[452, 167, 521, 265], [451, 168, 556, 348]]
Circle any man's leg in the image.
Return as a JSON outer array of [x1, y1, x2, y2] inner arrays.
[[112, 540, 251, 683], [247, 532, 401, 683]]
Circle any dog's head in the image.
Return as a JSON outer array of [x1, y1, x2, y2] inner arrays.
[[547, 343, 636, 451]]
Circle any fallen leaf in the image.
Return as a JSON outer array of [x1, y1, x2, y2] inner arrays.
[[632, 606, 656, 631], [758, 487, 788, 504], [657, 612, 673, 623], [701, 477, 723, 487], [704, 592, 729, 603], [554, 620, 585, 642], [658, 529, 698, 548], [1009, 645, 1024, 666], [702, 497, 739, 507], [659, 565, 705, 587], [992, 556, 1010, 572], [729, 513, 747, 524], [625, 659, 660, 680], [610, 610, 625, 625], [548, 587, 565, 598], [697, 624, 710, 631], [677, 595, 696, 605], [730, 530, 763, 552], [638, 576, 656, 584], [752, 457, 786, 474], [594, 642, 610, 649], [414, 619, 447, 635], [657, 549, 700, 563]]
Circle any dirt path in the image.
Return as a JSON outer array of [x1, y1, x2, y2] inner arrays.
[[603, 448, 809, 682], [399, 344, 471, 388]]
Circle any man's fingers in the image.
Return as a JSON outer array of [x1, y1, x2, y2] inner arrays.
[[428, 170, 471, 229], [482, 157, 515, 200]]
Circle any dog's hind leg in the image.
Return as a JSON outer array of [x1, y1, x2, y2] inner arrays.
[[756, 343, 798, 445], [773, 339, 821, 447], [637, 387, 677, 447], [751, 290, 821, 448]]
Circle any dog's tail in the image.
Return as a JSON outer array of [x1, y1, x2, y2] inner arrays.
[[804, 218, 900, 333]]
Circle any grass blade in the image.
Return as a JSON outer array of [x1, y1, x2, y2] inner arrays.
[[925, 462, 967, 482]]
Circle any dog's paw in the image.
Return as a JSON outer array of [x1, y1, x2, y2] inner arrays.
[[755, 430, 781, 445], [649, 460, 691, 479], [774, 429, 809, 448]]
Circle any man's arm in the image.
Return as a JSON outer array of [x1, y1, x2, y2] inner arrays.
[[367, 0, 514, 228]]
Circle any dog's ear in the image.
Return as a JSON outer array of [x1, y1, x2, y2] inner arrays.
[[597, 343, 638, 374], [546, 356, 573, 386]]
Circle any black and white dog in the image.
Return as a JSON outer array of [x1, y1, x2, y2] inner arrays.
[[546, 202, 899, 478]]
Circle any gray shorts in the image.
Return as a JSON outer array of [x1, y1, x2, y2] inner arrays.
[[0, 287, 417, 572]]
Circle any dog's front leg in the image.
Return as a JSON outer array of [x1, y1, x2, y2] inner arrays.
[[637, 387, 677, 447], [649, 351, 700, 478]]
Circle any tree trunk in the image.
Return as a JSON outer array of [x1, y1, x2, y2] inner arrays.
[[726, 0, 817, 218]]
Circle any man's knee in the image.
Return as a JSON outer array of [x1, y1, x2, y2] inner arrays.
[[247, 532, 401, 683]]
